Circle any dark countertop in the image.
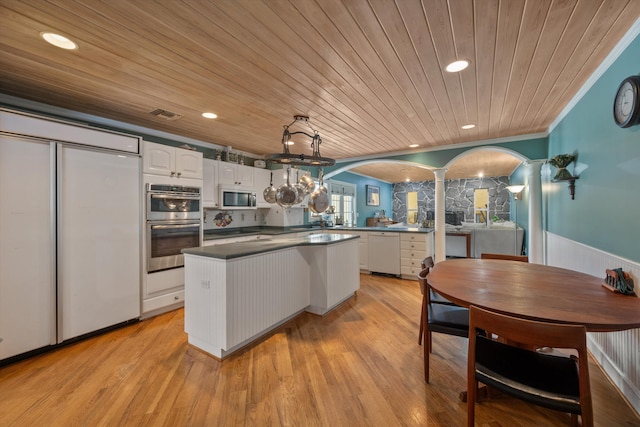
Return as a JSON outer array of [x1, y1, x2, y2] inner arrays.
[[203, 226, 310, 241], [185, 233, 359, 260], [331, 226, 434, 233], [203, 225, 433, 241]]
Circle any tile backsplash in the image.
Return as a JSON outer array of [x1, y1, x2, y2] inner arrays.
[[203, 209, 266, 230], [203, 207, 304, 230]]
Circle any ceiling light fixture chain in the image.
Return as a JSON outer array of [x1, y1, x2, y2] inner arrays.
[[268, 115, 335, 166]]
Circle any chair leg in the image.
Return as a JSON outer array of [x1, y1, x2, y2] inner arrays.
[[570, 414, 578, 427], [467, 377, 477, 427], [418, 303, 424, 345], [423, 327, 430, 382]]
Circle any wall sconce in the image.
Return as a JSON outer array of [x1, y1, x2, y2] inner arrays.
[[548, 153, 579, 200], [506, 184, 525, 200]]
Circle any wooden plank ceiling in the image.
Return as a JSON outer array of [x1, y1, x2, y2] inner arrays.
[[1, 0, 638, 182]]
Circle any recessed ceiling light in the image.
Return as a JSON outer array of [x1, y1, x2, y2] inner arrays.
[[202, 112, 218, 119], [409, 144, 419, 148], [40, 32, 77, 50], [461, 124, 476, 129], [446, 60, 469, 73]]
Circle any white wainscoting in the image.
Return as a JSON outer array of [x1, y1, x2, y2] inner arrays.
[[183, 237, 360, 359], [184, 248, 309, 358], [546, 232, 640, 414]]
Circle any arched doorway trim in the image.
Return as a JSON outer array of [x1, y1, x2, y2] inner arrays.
[[444, 145, 531, 170], [324, 159, 436, 180]]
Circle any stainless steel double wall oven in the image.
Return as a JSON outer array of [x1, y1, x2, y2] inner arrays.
[[146, 184, 201, 273]]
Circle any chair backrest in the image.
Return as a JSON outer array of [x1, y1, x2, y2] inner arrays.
[[421, 256, 434, 270], [468, 305, 592, 422], [480, 253, 528, 262], [417, 267, 429, 297], [469, 305, 587, 350]]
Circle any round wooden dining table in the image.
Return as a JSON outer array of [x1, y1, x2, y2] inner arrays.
[[427, 258, 640, 332]]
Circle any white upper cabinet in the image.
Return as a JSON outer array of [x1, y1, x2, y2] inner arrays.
[[143, 141, 203, 179], [203, 160, 267, 208], [202, 159, 219, 208], [254, 167, 272, 208], [218, 162, 254, 187], [175, 148, 203, 179]]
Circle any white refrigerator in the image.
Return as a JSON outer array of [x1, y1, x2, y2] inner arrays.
[[0, 134, 141, 360]]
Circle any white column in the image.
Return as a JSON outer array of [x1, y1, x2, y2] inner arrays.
[[433, 168, 447, 263], [526, 161, 544, 264]]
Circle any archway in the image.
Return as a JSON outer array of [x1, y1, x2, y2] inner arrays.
[[324, 159, 437, 180], [321, 147, 541, 263]]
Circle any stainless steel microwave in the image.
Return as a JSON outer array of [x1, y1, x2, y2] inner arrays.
[[219, 186, 257, 209]]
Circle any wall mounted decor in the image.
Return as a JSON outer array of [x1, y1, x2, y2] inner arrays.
[[613, 75, 640, 128], [549, 153, 579, 200], [366, 185, 380, 206]]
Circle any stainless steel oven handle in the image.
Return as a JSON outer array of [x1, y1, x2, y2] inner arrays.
[[150, 223, 200, 230], [149, 193, 201, 200]]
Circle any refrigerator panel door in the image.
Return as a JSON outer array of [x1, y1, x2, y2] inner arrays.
[[0, 136, 56, 359], [58, 146, 141, 342]]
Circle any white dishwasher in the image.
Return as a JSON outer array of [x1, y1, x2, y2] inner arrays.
[[368, 231, 401, 276]]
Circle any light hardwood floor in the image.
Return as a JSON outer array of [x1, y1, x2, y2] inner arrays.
[[1, 274, 638, 426]]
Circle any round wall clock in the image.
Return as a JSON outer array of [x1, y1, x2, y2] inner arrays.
[[613, 75, 640, 128]]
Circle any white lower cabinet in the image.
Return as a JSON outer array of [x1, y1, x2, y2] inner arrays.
[[400, 232, 434, 279], [143, 267, 185, 317], [143, 289, 185, 315], [323, 229, 368, 270], [358, 232, 369, 270], [143, 141, 202, 179], [325, 229, 432, 277]]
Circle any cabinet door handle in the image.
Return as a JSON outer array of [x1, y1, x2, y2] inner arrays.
[[174, 295, 180, 300], [177, 172, 182, 177], [170, 171, 176, 177]]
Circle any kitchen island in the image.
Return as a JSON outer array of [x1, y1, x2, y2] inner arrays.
[[182, 233, 360, 359]]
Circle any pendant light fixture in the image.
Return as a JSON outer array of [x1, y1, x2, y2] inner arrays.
[[267, 115, 335, 167]]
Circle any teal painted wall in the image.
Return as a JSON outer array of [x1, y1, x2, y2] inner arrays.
[[329, 172, 393, 227], [547, 34, 640, 262]]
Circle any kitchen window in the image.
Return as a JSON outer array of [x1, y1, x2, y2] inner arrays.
[[329, 181, 356, 227]]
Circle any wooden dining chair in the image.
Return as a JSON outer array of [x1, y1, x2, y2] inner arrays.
[[480, 253, 529, 262], [467, 305, 593, 427], [418, 268, 469, 383], [418, 256, 462, 345], [421, 256, 457, 305]]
